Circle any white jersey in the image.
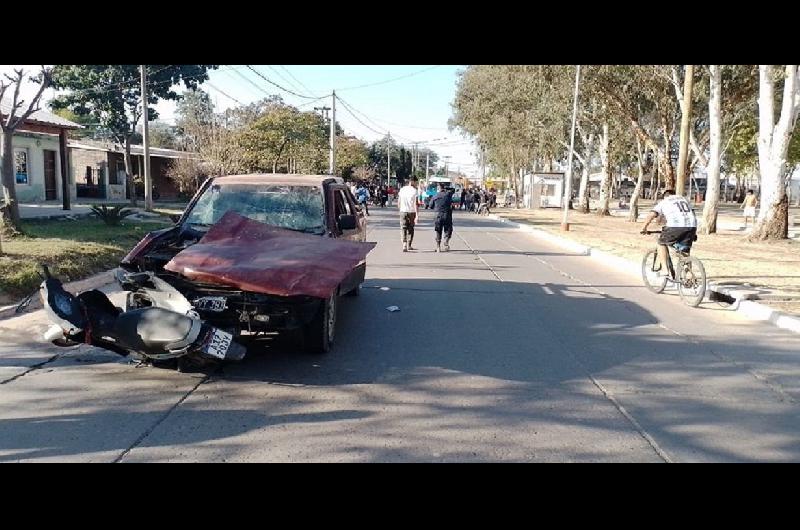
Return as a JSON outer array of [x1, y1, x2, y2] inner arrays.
[[398, 185, 418, 213], [652, 195, 697, 228]]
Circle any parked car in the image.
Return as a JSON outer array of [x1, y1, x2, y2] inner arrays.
[[119, 174, 371, 353]]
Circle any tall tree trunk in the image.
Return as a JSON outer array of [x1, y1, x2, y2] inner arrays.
[[676, 65, 695, 196], [629, 136, 646, 222], [700, 65, 723, 235], [750, 65, 799, 241], [511, 149, 520, 208], [660, 114, 676, 191], [1, 130, 23, 233], [577, 133, 594, 213], [123, 136, 137, 207], [648, 151, 658, 199], [597, 122, 612, 216]]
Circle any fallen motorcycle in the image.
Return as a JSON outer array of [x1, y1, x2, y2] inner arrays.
[[39, 265, 246, 370]]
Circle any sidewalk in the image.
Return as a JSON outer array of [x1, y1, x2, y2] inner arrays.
[[490, 205, 800, 321], [20, 201, 188, 220]]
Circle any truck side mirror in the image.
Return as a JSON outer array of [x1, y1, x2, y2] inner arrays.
[[338, 214, 357, 231]]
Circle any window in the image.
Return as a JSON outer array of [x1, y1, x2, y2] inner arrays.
[[334, 189, 352, 217], [15, 149, 28, 185], [184, 184, 326, 234], [85, 166, 94, 186]]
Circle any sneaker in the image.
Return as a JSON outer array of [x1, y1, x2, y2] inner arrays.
[[408, 245, 415, 251], [402, 242, 408, 252], [443, 242, 450, 252], [435, 243, 441, 252]]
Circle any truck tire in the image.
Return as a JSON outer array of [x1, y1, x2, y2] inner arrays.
[[302, 292, 337, 354]]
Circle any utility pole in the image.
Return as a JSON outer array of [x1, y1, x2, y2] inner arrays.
[[329, 91, 336, 176], [387, 133, 391, 187], [676, 65, 694, 195], [426, 151, 430, 181], [561, 64, 581, 231], [140, 65, 153, 212]]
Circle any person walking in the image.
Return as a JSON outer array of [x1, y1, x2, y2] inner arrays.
[[356, 182, 370, 216], [398, 176, 419, 252], [429, 183, 455, 252]]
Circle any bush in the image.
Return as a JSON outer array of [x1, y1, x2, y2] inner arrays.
[[90, 204, 135, 226]]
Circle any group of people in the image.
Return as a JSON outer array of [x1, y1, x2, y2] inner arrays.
[[349, 181, 393, 216], [397, 177, 456, 253], [458, 187, 497, 213]]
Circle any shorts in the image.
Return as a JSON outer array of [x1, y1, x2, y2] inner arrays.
[[659, 227, 697, 248], [743, 206, 756, 217]]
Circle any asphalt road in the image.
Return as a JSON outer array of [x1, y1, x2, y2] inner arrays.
[[1, 207, 798, 462]]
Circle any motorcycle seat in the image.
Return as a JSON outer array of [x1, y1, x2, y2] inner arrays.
[[113, 308, 202, 353]]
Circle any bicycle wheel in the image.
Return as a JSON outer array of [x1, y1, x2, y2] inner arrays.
[[677, 255, 707, 307], [641, 250, 668, 294]]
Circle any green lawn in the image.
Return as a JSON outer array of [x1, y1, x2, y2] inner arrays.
[[0, 218, 170, 304]]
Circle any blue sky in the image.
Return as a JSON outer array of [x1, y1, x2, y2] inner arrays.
[[1, 64, 480, 178], [183, 65, 479, 177]]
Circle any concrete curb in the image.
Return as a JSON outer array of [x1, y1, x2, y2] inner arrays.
[[489, 213, 800, 336]]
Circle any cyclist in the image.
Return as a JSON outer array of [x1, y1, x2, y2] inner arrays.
[[640, 189, 697, 277]]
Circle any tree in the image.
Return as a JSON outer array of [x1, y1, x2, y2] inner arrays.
[[336, 136, 369, 180], [175, 89, 214, 150], [138, 120, 178, 149], [749, 65, 800, 240], [1, 66, 52, 233], [699, 66, 722, 234], [236, 101, 328, 174], [50, 65, 217, 206], [165, 156, 205, 197], [49, 107, 97, 140]]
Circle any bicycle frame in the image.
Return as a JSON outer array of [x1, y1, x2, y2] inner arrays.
[[644, 231, 690, 282]]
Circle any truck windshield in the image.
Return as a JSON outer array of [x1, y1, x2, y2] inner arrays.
[[185, 184, 326, 234]]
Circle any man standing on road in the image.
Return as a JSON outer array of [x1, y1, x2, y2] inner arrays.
[[429, 183, 455, 252], [398, 176, 419, 252], [460, 188, 467, 210]]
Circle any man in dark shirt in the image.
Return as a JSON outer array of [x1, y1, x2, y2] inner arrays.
[[429, 184, 455, 252], [460, 188, 467, 210]]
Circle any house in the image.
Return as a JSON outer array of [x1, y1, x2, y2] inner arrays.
[[68, 140, 199, 201], [522, 172, 565, 208], [1, 100, 82, 203]]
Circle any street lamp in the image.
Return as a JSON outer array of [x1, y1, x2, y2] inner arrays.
[[561, 65, 581, 232]]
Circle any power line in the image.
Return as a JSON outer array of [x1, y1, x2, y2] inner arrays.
[[245, 65, 317, 99], [278, 65, 318, 98], [266, 65, 306, 96], [222, 68, 263, 98], [334, 95, 387, 136], [205, 81, 244, 105], [336, 65, 442, 92], [231, 68, 274, 98]]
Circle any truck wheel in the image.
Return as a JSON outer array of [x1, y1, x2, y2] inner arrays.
[[303, 293, 337, 354]]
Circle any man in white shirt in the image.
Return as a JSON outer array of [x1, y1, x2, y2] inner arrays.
[[641, 189, 698, 276], [398, 177, 419, 252]]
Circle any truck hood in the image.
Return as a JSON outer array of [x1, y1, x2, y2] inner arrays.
[[163, 211, 375, 299]]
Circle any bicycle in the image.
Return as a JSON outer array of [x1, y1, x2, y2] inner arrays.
[[641, 230, 707, 307]]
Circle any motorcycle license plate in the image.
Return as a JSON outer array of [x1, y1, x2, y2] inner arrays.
[[202, 329, 233, 359]]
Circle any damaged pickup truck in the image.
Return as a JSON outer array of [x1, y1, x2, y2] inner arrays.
[[118, 174, 375, 354]]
